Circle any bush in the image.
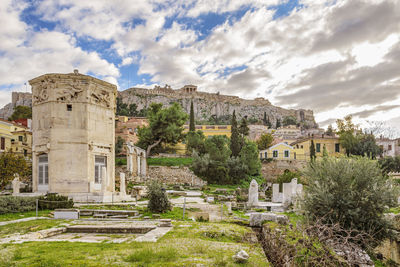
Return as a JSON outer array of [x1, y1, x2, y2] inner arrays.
[[276, 170, 303, 185], [38, 193, 74, 210], [147, 181, 171, 213], [0, 196, 37, 214], [302, 157, 398, 247]]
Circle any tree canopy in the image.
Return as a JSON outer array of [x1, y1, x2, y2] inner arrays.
[[136, 102, 188, 156], [9, 106, 32, 121], [0, 152, 30, 190], [282, 116, 297, 126], [230, 110, 241, 157], [116, 97, 147, 117], [256, 133, 274, 150]]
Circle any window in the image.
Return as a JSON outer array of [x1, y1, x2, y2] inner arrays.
[[38, 154, 48, 185], [18, 136, 23, 142], [265, 152, 268, 158], [94, 156, 107, 184], [0, 137, 4, 150], [388, 145, 392, 151], [273, 150, 278, 158], [284, 150, 289, 158], [67, 104, 72, 111], [335, 143, 340, 153], [24, 149, 27, 157], [260, 153, 262, 159], [316, 143, 321, 152], [300, 145, 303, 149]]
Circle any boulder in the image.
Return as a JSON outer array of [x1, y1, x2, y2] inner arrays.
[[233, 250, 249, 263]]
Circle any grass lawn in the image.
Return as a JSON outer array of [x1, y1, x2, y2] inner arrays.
[[0, 221, 268, 266], [0, 219, 67, 238], [0, 210, 52, 222], [116, 157, 193, 167]]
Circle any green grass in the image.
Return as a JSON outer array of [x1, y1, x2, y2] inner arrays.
[[116, 157, 193, 167], [147, 157, 193, 166], [0, 219, 66, 238], [387, 206, 400, 214], [138, 207, 200, 220], [0, 210, 52, 222], [0, 221, 269, 266]]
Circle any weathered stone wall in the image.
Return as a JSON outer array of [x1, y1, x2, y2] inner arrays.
[[147, 165, 206, 186], [0, 92, 33, 119], [261, 160, 306, 182], [119, 87, 317, 128]]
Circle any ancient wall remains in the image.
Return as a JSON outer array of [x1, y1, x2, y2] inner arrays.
[[147, 165, 206, 186]]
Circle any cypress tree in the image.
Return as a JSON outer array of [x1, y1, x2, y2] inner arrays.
[[230, 110, 241, 157], [263, 112, 267, 125], [239, 117, 249, 136], [189, 100, 195, 132], [276, 118, 281, 129], [266, 116, 271, 128], [310, 140, 316, 161]]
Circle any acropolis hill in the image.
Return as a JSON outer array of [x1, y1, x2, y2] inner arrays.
[[119, 84, 318, 128]]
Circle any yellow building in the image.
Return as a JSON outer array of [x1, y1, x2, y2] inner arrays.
[[175, 125, 232, 154], [259, 142, 307, 161], [290, 135, 344, 160], [0, 119, 32, 157]]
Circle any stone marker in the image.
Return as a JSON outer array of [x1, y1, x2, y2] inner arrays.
[[247, 179, 259, 207], [225, 202, 232, 214], [12, 174, 20, 196], [119, 172, 126, 197], [54, 209, 80, 219]]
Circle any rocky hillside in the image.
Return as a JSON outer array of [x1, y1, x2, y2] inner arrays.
[[0, 86, 318, 128], [119, 85, 318, 128]]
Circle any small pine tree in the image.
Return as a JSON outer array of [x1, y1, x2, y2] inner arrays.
[[230, 110, 241, 157], [189, 101, 195, 132], [310, 140, 316, 161], [147, 181, 171, 213]]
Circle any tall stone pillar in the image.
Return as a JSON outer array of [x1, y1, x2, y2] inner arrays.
[[137, 155, 141, 176], [127, 154, 132, 173], [120, 172, 126, 197], [101, 166, 107, 193], [141, 156, 147, 176]]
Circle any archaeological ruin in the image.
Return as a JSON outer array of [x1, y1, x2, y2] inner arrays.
[[30, 70, 118, 202]]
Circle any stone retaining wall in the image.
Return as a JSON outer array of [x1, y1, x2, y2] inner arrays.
[[261, 160, 306, 182], [147, 166, 206, 186]]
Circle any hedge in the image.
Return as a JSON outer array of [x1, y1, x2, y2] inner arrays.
[[0, 193, 74, 214]]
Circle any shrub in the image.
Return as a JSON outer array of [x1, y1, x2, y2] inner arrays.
[[147, 181, 171, 213], [0, 196, 37, 214], [38, 193, 74, 210], [302, 157, 398, 247]]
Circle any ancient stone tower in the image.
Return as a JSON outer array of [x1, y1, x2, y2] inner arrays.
[[30, 70, 117, 202]]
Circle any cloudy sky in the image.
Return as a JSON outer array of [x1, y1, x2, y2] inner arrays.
[[1, 0, 399, 133]]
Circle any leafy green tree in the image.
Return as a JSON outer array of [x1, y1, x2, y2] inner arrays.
[[354, 133, 382, 159], [136, 103, 188, 156], [116, 97, 129, 116], [256, 133, 274, 150], [147, 181, 171, 213], [275, 118, 281, 129], [205, 135, 231, 162], [227, 157, 247, 184], [325, 125, 334, 136], [302, 157, 398, 247], [379, 156, 400, 174], [230, 110, 241, 157], [276, 170, 302, 185], [189, 101, 195, 132], [282, 116, 297, 126], [186, 130, 206, 155], [239, 117, 249, 137], [239, 140, 261, 176], [0, 152, 30, 190], [309, 140, 316, 161], [9, 106, 32, 121], [115, 136, 124, 155]]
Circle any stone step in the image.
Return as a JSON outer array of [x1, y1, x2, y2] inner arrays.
[[80, 209, 138, 216], [66, 225, 156, 234]]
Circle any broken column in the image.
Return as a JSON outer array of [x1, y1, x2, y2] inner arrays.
[[120, 172, 126, 197], [247, 179, 259, 207]]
